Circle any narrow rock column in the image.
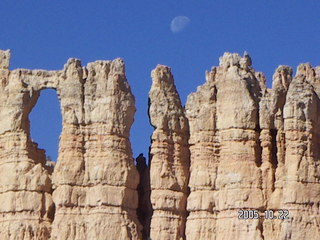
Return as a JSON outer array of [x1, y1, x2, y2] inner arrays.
[[260, 66, 292, 239], [51, 59, 141, 239], [148, 65, 190, 240], [185, 68, 218, 239], [84, 59, 141, 239], [214, 53, 264, 240], [279, 64, 320, 239], [185, 53, 265, 240]]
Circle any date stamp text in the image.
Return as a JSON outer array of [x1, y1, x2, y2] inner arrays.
[[238, 209, 290, 220]]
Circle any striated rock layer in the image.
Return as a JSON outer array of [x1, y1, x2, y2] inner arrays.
[[148, 65, 190, 240], [0, 50, 53, 239], [0, 50, 141, 239], [51, 58, 141, 240], [182, 53, 320, 240], [1, 48, 320, 240], [185, 53, 265, 239]]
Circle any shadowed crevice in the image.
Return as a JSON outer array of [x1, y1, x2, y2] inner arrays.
[[136, 153, 152, 240], [270, 129, 278, 169], [255, 124, 263, 167]]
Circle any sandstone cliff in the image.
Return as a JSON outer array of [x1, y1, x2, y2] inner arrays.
[[0, 49, 319, 240]]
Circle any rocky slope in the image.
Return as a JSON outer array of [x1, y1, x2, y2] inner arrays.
[[0, 49, 319, 239]]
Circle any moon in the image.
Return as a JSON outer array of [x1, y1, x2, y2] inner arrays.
[[170, 16, 190, 33]]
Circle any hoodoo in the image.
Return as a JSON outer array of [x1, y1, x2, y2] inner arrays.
[[148, 65, 190, 240], [0, 49, 319, 239], [0, 50, 141, 239]]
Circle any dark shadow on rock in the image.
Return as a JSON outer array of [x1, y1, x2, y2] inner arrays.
[[136, 153, 152, 240]]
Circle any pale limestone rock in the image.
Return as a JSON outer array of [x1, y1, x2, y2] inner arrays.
[[260, 66, 293, 239], [313, 66, 320, 96], [0, 49, 10, 69], [0, 50, 54, 239], [0, 50, 141, 240], [186, 52, 265, 240], [51, 58, 141, 240], [279, 65, 320, 240], [185, 53, 320, 240], [148, 65, 190, 240], [185, 67, 218, 240], [1, 49, 320, 240]]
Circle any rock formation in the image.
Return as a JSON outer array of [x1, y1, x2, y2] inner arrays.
[[0, 49, 53, 239], [0, 50, 141, 239], [147, 65, 190, 240], [185, 52, 264, 240], [0, 49, 319, 240], [271, 63, 320, 239], [182, 53, 320, 240], [51, 58, 141, 240]]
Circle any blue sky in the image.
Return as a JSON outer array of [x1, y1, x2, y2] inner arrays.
[[1, 0, 320, 161]]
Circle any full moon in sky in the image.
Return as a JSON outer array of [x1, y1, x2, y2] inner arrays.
[[170, 16, 191, 33]]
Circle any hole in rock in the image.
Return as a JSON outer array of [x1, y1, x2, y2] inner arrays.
[[29, 89, 62, 165]]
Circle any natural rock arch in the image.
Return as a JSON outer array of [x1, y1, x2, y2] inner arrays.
[[0, 50, 141, 239], [29, 88, 61, 171]]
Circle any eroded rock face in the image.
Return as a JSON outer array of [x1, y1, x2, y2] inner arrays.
[[0, 50, 141, 239], [183, 53, 320, 240], [184, 67, 218, 239], [185, 53, 265, 240], [1, 48, 320, 240], [0, 50, 53, 239], [276, 64, 320, 239], [148, 65, 190, 240], [51, 58, 141, 240]]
